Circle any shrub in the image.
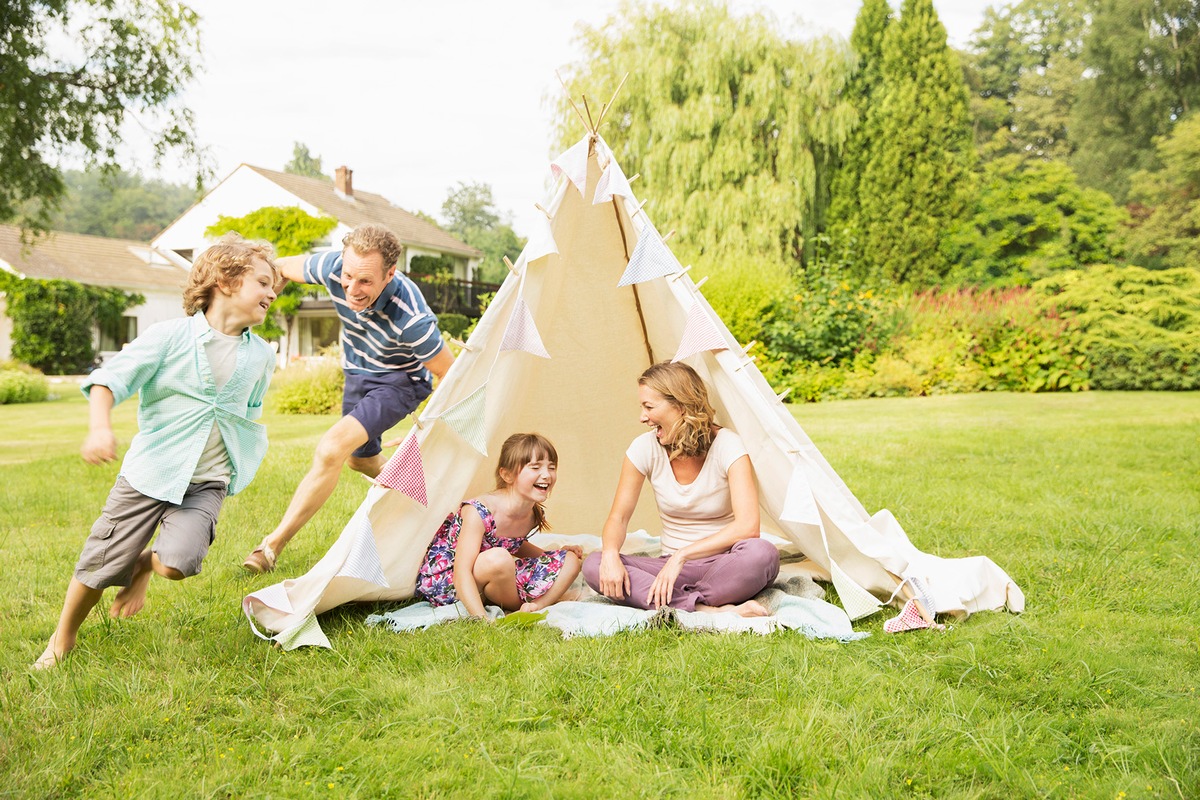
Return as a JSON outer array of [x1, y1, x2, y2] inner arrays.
[[688, 248, 791, 346], [269, 359, 343, 415], [1033, 265, 1200, 390], [437, 312, 470, 339], [0, 362, 50, 404]]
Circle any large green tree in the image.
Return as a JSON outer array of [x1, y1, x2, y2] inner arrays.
[[827, 0, 892, 236], [1072, 0, 1200, 201], [966, 0, 1088, 161], [1124, 112, 1200, 269], [441, 181, 524, 285], [853, 0, 977, 286], [205, 206, 338, 339], [284, 142, 328, 180], [0, 0, 204, 233], [42, 168, 197, 240], [555, 0, 856, 272]]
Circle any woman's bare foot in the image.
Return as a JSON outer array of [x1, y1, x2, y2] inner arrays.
[[109, 550, 153, 618], [696, 599, 771, 617]]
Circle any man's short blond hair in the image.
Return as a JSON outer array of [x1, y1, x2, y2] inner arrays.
[[342, 224, 402, 270], [183, 233, 279, 315]]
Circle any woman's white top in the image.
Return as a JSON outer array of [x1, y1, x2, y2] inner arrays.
[[625, 428, 749, 555]]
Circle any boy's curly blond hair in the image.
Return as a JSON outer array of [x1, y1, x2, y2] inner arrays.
[[183, 233, 279, 315]]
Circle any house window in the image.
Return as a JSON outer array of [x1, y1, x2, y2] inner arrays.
[[302, 316, 341, 356], [99, 315, 137, 352]]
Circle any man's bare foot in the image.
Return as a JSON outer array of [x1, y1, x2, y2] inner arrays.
[[31, 635, 72, 670], [110, 551, 152, 618], [696, 599, 771, 618]]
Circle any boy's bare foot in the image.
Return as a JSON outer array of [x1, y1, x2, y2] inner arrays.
[[31, 635, 72, 670], [696, 599, 771, 618], [110, 551, 152, 618]]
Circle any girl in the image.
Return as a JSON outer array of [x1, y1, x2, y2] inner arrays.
[[415, 433, 581, 617], [583, 361, 780, 616]]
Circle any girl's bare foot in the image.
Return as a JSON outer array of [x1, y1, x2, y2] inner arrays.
[[110, 551, 152, 618], [696, 599, 771, 617]]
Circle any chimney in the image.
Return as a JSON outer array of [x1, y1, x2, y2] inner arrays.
[[335, 165, 353, 198]]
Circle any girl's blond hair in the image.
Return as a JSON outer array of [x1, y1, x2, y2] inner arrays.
[[639, 361, 716, 460], [494, 432, 557, 532], [183, 233, 279, 315]]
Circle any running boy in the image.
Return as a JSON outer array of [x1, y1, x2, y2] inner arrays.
[[33, 233, 279, 669]]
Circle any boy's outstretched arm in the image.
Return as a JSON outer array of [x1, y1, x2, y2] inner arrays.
[[81, 385, 117, 465]]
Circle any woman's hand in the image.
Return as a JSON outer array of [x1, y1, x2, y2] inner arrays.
[[598, 551, 630, 600], [646, 552, 685, 609], [562, 545, 583, 559]]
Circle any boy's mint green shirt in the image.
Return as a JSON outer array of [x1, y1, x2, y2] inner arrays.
[[82, 314, 275, 504]]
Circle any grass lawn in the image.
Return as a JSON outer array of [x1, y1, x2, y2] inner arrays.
[[1, 390, 1197, 798]]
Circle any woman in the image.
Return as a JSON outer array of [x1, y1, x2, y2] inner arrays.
[[583, 362, 779, 616]]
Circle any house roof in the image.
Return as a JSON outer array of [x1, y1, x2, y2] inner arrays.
[[245, 166, 483, 260], [0, 226, 188, 292]]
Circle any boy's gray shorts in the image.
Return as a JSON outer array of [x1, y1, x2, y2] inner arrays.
[[74, 476, 227, 590]]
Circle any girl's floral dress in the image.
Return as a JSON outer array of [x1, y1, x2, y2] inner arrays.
[[415, 500, 570, 607]]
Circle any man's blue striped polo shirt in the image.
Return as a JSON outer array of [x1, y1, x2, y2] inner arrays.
[[303, 250, 445, 377]]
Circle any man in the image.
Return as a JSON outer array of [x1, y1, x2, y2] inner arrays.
[[242, 224, 453, 573]]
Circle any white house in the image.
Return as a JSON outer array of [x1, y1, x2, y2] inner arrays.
[[0, 225, 190, 366], [153, 165, 484, 362]]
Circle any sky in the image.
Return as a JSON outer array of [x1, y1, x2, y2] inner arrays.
[[129, 0, 998, 238]]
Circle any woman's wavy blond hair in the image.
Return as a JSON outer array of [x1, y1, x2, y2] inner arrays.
[[494, 432, 558, 532], [639, 361, 716, 460], [183, 233, 278, 315]]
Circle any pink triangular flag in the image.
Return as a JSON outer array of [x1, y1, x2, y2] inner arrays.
[[672, 300, 728, 362], [375, 431, 428, 506], [594, 160, 634, 204], [618, 225, 682, 287], [550, 136, 590, 197], [500, 297, 550, 358], [883, 599, 944, 633]]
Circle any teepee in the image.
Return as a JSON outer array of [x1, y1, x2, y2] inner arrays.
[[244, 126, 1024, 649]]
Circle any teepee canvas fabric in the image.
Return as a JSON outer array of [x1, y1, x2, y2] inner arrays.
[[244, 134, 1024, 647]]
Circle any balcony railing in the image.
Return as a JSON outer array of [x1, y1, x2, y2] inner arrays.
[[407, 274, 502, 317]]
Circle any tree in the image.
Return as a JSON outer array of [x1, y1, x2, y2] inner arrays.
[[0, 0, 204, 233], [853, 0, 977, 286], [205, 206, 338, 339], [284, 142, 328, 180], [827, 0, 892, 236], [1071, 0, 1200, 201], [965, 0, 1088, 161], [1124, 113, 1200, 269], [42, 168, 197, 240], [554, 0, 856, 272], [945, 155, 1125, 285], [441, 181, 524, 285]]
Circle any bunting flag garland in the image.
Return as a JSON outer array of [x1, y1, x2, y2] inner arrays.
[[550, 137, 590, 196], [437, 383, 489, 455], [500, 297, 550, 358], [671, 300, 729, 362], [334, 514, 389, 588], [523, 214, 559, 263], [375, 431, 428, 506], [617, 226, 682, 287], [593, 159, 635, 204], [779, 464, 821, 526], [883, 599, 945, 633]]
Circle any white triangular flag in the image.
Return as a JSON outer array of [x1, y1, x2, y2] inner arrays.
[[672, 300, 729, 362], [334, 513, 389, 588], [500, 297, 550, 358], [617, 226, 681, 287], [780, 465, 821, 526], [523, 213, 558, 263], [594, 160, 635, 204], [438, 383, 489, 455], [550, 136, 590, 197]]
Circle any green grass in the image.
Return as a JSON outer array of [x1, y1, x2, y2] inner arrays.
[[2, 390, 1198, 798]]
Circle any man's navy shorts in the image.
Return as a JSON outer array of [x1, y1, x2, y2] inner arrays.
[[343, 370, 432, 458]]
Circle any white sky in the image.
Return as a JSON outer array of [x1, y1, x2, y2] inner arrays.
[[127, 0, 996, 237]]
